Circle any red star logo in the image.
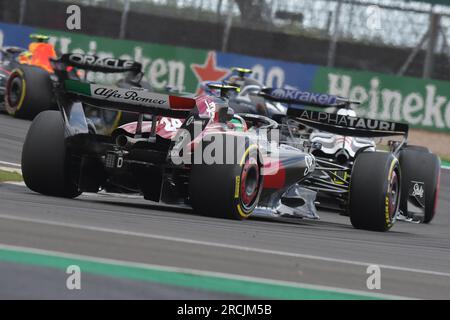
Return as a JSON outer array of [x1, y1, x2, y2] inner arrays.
[[191, 51, 229, 95]]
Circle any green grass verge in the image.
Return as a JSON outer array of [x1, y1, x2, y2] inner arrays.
[[0, 169, 23, 182], [442, 159, 450, 168]]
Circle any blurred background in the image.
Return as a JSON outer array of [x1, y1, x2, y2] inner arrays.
[[1, 0, 450, 80]]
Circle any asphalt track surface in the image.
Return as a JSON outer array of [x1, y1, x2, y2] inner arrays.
[[0, 113, 449, 300]]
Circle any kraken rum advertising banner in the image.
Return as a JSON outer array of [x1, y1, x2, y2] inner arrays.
[[1, 22, 449, 133]]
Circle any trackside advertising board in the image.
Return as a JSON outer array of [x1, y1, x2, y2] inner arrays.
[[314, 68, 450, 134], [1, 22, 450, 133]]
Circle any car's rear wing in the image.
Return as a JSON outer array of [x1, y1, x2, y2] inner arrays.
[[260, 88, 359, 108], [63, 79, 196, 118], [0, 46, 27, 58], [287, 107, 408, 138], [55, 53, 142, 74]]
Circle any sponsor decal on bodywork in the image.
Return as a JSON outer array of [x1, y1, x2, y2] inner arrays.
[[92, 86, 167, 105], [64, 80, 195, 110], [61, 53, 141, 72], [288, 109, 408, 135], [263, 88, 337, 107], [409, 181, 425, 207]]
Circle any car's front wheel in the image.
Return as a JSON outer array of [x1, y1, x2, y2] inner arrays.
[[348, 152, 400, 231], [189, 136, 263, 220]]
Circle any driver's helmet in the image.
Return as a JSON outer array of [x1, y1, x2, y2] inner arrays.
[[18, 42, 56, 73], [337, 108, 357, 117], [227, 75, 245, 88], [229, 117, 246, 132], [227, 75, 263, 90], [18, 51, 32, 64]]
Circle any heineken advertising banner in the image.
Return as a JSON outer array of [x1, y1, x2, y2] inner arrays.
[[313, 68, 450, 133], [1, 22, 449, 133]]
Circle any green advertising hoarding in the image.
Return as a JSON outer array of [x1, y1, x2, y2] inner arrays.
[[313, 67, 450, 133]]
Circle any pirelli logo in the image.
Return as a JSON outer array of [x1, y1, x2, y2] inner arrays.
[[234, 176, 240, 198]]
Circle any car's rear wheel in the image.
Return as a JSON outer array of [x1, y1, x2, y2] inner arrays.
[[21, 110, 81, 198], [4, 65, 54, 119], [348, 152, 400, 231], [399, 148, 440, 223], [403, 144, 429, 153], [189, 136, 263, 220]]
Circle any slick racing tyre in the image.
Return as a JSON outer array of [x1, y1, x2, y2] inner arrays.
[[399, 148, 440, 223], [189, 135, 263, 220], [403, 144, 429, 153], [4, 65, 54, 119], [21, 111, 81, 198], [349, 152, 400, 232]]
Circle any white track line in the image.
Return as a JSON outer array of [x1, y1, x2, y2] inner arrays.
[[0, 243, 410, 299], [0, 161, 21, 168], [0, 212, 449, 278]]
